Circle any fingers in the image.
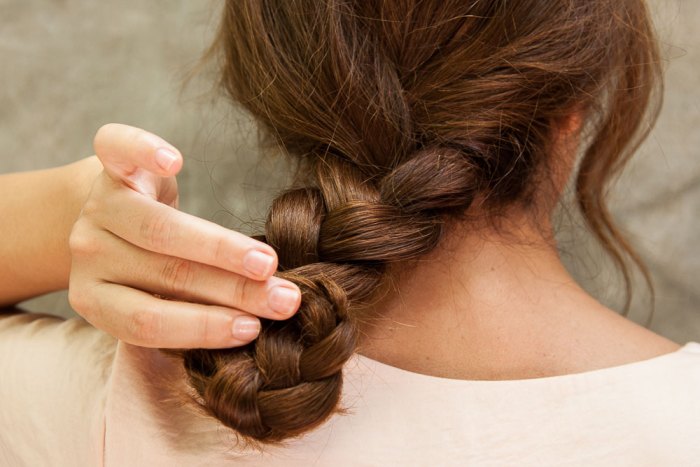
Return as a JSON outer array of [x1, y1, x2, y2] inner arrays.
[[87, 227, 300, 319], [90, 187, 279, 280], [82, 124, 299, 349], [93, 123, 183, 193], [70, 281, 261, 349]]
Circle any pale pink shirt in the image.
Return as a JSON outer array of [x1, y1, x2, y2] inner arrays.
[[2, 312, 700, 466]]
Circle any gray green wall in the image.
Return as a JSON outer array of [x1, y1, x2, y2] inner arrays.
[[1, 1, 698, 343]]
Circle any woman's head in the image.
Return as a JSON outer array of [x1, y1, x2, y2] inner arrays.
[[179, 0, 662, 442]]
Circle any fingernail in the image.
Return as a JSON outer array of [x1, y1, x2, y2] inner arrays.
[[243, 250, 274, 278], [232, 317, 260, 340], [155, 148, 178, 171], [268, 286, 301, 316]]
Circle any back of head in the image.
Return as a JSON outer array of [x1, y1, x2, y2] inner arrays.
[[177, 0, 662, 443]]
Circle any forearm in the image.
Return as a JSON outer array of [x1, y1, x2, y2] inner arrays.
[[0, 157, 102, 306]]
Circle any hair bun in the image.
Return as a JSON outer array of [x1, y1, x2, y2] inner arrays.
[[184, 265, 355, 442]]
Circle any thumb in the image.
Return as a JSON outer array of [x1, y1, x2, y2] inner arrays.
[[93, 123, 183, 196]]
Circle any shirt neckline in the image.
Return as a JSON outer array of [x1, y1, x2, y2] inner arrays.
[[353, 341, 700, 386]]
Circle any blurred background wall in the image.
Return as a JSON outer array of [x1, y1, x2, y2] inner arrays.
[[1, 1, 698, 343]]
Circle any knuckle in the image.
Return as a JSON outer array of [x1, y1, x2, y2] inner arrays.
[[210, 234, 229, 265], [68, 222, 101, 257], [80, 194, 105, 217], [128, 306, 162, 344], [67, 284, 87, 314], [67, 282, 96, 322], [197, 312, 217, 346], [230, 277, 252, 308], [80, 196, 101, 218], [160, 258, 194, 296], [140, 210, 175, 252], [197, 310, 238, 347]]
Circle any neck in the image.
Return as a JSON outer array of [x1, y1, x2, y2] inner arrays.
[[357, 209, 671, 380]]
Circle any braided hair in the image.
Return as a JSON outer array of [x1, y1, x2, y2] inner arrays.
[[179, 0, 661, 443]]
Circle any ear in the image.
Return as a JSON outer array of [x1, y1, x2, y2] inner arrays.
[[560, 110, 584, 138], [548, 109, 585, 203]]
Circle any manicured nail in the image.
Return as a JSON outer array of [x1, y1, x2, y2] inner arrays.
[[232, 317, 260, 340], [155, 148, 178, 171], [268, 286, 301, 316], [243, 250, 274, 278]]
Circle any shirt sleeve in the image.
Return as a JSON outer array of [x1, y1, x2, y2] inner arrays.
[[0, 310, 117, 467]]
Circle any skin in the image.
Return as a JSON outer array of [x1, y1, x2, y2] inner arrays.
[[0, 157, 102, 305], [1, 124, 301, 349], [358, 212, 681, 380], [359, 113, 682, 380], [1, 119, 681, 379]]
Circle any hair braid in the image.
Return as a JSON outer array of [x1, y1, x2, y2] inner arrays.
[[181, 147, 480, 442], [177, 0, 662, 444]]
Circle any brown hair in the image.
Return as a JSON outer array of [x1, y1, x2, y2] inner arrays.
[[178, 0, 662, 443]]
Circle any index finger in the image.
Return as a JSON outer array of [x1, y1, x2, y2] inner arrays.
[[98, 187, 279, 280], [93, 123, 183, 181]]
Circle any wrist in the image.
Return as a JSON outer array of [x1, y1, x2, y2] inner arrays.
[[60, 156, 103, 212], [39, 157, 103, 291], [0, 157, 104, 305]]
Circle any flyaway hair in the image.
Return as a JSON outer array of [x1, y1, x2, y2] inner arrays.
[[170, 0, 662, 443]]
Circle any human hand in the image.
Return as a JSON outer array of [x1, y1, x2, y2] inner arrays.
[[68, 124, 300, 348]]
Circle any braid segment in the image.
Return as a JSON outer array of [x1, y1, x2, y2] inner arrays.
[[182, 147, 478, 442]]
